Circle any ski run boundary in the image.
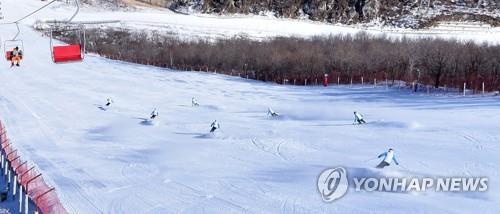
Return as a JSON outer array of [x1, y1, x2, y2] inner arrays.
[[0, 119, 67, 214]]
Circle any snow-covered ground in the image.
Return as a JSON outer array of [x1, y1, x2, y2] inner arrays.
[[0, 0, 500, 213], [2, 0, 500, 44]]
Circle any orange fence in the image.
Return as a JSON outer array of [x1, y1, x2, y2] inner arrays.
[[0, 120, 67, 214]]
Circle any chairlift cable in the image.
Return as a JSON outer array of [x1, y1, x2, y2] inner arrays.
[[0, 0, 58, 25]]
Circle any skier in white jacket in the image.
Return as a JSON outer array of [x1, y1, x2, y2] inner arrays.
[[354, 111, 366, 124], [376, 148, 399, 168], [105, 98, 113, 107], [192, 97, 199, 106], [210, 120, 220, 133], [268, 108, 279, 117]]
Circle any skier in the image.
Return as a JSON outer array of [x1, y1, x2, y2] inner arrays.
[[192, 97, 199, 106], [376, 148, 399, 168], [353, 111, 366, 124], [105, 98, 113, 107], [150, 108, 159, 120], [210, 120, 220, 133], [10, 47, 22, 67], [267, 108, 279, 117]]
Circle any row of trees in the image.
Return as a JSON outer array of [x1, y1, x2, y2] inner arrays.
[[60, 28, 500, 92]]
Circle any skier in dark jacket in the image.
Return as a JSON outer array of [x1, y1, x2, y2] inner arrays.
[[150, 108, 158, 120], [354, 111, 366, 124], [210, 120, 220, 133]]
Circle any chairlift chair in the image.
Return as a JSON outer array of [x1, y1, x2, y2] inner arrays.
[[4, 23, 24, 61], [49, 25, 85, 63], [4, 40, 24, 61], [49, 0, 85, 63]]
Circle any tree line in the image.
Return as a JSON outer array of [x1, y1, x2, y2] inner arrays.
[[56, 27, 500, 92]]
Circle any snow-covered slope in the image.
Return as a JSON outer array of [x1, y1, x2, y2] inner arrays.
[[3, 0, 500, 44], [1, 1, 500, 213], [168, 0, 500, 28]]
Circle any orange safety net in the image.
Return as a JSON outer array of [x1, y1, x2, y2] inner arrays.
[[0, 120, 68, 214]]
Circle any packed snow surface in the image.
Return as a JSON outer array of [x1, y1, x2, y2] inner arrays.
[[0, 0, 500, 213]]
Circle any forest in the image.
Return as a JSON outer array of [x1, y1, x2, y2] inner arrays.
[[59, 27, 500, 92]]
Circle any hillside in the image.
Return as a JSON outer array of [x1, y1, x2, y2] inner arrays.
[[1, 25, 500, 213], [0, 0, 499, 213], [134, 0, 500, 28]]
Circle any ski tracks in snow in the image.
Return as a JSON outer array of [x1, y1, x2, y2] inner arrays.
[[116, 162, 251, 213], [462, 133, 485, 151], [251, 138, 289, 163], [281, 198, 298, 214], [449, 129, 487, 151]]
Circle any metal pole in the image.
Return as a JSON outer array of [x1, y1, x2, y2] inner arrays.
[[24, 191, 28, 214], [25, 174, 42, 214], [34, 187, 55, 214], [4, 162, 7, 176], [67, 0, 80, 23], [50, 27, 54, 62], [13, 23, 21, 40], [463, 82, 466, 96], [7, 169, 11, 188], [82, 25, 86, 58], [19, 186, 23, 213], [13, 175, 17, 199]]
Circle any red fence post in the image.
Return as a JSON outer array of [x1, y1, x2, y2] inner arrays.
[[7, 149, 17, 160], [14, 161, 27, 173], [20, 166, 35, 183], [1, 141, 9, 150], [323, 74, 329, 87]]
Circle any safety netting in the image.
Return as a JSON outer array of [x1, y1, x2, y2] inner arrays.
[[0, 120, 67, 214]]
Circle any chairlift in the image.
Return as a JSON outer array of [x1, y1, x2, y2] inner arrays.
[[49, 25, 85, 63], [49, 0, 85, 63], [4, 23, 24, 61]]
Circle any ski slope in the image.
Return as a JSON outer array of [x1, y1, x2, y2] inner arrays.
[[0, 26, 500, 214], [0, 1, 500, 214]]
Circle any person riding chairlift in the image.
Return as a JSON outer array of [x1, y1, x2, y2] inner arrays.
[[10, 46, 23, 67]]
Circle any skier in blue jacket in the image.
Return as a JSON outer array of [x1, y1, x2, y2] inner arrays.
[[376, 148, 399, 168]]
